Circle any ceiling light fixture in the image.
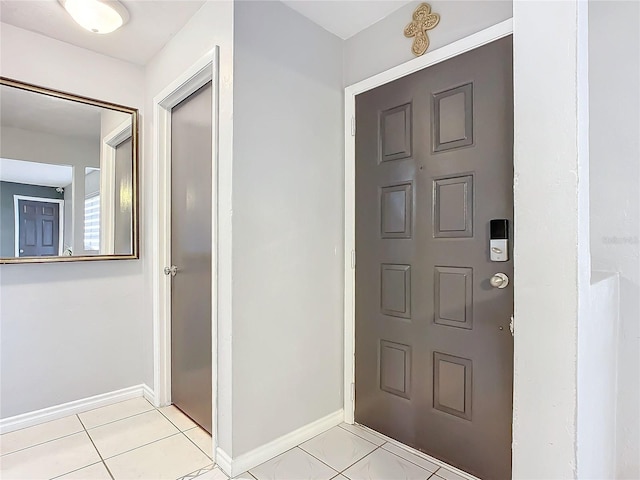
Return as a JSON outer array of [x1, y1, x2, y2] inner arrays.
[[58, 0, 129, 34]]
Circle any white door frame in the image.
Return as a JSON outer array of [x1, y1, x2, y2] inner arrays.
[[152, 48, 219, 460], [343, 19, 514, 422], [101, 119, 132, 255], [13, 195, 65, 256]]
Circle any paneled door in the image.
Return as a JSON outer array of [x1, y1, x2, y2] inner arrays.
[[170, 81, 213, 433], [355, 37, 514, 479], [17, 199, 61, 257]]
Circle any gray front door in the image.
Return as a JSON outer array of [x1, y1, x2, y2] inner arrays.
[[355, 37, 514, 480], [170, 82, 213, 433], [17, 199, 60, 257]]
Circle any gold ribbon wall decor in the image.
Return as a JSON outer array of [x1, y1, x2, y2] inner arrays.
[[404, 3, 440, 57]]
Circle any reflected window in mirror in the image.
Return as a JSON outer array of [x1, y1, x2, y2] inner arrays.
[[0, 77, 139, 263]]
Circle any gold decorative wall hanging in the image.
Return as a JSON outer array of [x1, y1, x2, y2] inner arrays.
[[404, 3, 440, 57]]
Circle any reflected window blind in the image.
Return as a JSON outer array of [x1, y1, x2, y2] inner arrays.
[[84, 193, 100, 251]]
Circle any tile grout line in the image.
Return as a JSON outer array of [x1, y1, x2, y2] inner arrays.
[[341, 424, 452, 478], [76, 414, 116, 480], [80, 404, 156, 431], [0, 428, 86, 458], [48, 461, 104, 480], [154, 404, 214, 462]]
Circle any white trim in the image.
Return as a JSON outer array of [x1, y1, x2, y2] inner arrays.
[[152, 49, 219, 462], [100, 119, 132, 255], [142, 384, 155, 405], [0, 384, 151, 434], [216, 410, 344, 478], [13, 195, 65, 257], [343, 19, 513, 424]]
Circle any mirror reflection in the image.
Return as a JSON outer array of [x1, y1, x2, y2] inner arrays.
[[0, 78, 138, 262]]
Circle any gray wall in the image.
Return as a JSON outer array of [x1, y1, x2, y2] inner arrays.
[[589, 1, 640, 477], [0, 181, 64, 257], [231, 0, 344, 457], [0, 24, 147, 419]]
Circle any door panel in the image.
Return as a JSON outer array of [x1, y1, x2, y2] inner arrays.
[[18, 199, 60, 256], [114, 137, 133, 255], [170, 82, 213, 434], [355, 37, 514, 480]]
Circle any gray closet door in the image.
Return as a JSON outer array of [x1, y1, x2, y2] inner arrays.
[[170, 81, 213, 434], [114, 137, 133, 255], [355, 37, 514, 480]]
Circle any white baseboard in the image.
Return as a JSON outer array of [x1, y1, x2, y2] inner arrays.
[[142, 384, 156, 405], [216, 409, 343, 478], [0, 384, 154, 434]]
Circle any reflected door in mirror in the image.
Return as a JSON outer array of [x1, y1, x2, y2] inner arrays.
[[0, 77, 139, 263]]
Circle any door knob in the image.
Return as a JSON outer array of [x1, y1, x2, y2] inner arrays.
[[490, 272, 509, 289], [164, 265, 178, 277]]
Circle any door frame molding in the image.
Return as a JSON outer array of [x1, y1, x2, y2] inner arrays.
[[100, 118, 132, 255], [152, 49, 219, 458], [13, 195, 65, 256], [342, 19, 514, 423]]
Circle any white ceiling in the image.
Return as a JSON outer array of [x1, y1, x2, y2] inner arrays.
[[0, 158, 73, 187], [0, 0, 206, 65], [281, 0, 413, 39], [1, 83, 105, 138]]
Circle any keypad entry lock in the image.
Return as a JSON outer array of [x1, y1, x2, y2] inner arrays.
[[490, 219, 509, 262]]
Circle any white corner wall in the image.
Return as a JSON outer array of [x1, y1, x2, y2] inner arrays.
[[578, 272, 619, 479], [231, 0, 344, 459], [143, 0, 234, 453], [343, 0, 512, 86], [0, 23, 147, 418], [588, 1, 640, 477], [512, 1, 590, 478]]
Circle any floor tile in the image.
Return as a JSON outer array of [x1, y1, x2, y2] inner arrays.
[[0, 431, 100, 479], [435, 468, 468, 480], [159, 405, 198, 431], [185, 427, 213, 458], [79, 398, 154, 429], [231, 473, 256, 480], [88, 409, 179, 458], [300, 426, 377, 472], [177, 464, 221, 480], [343, 447, 431, 480], [250, 447, 337, 480], [55, 462, 112, 479], [338, 424, 386, 447], [381, 443, 439, 473], [191, 466, 228, 479], [105, 433, 211, 480], [0, 416, 84, 456]]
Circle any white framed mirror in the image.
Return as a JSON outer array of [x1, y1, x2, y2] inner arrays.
[[0, 77, 139, 263]]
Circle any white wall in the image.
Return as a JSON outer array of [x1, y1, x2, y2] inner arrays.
[[143, 0, 234, 452], [578, 272, 619, 479], [231, 0, 344, 458], [343, 0, 512, 86], [0, 23, 147, 418], [512, 1, 590, 478], [589, 2, 640, 477]]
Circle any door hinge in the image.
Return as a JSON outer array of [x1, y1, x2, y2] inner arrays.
[[350, 382, 355, 402], [351, 250, 356, 269], [509, 315, 514, 336], [351, 116, 356, 137]]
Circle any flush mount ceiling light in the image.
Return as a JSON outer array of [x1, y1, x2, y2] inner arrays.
[[58, 0, 129, 34]]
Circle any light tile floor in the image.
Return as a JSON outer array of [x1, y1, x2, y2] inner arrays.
[[0, 398, 471, 480]]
